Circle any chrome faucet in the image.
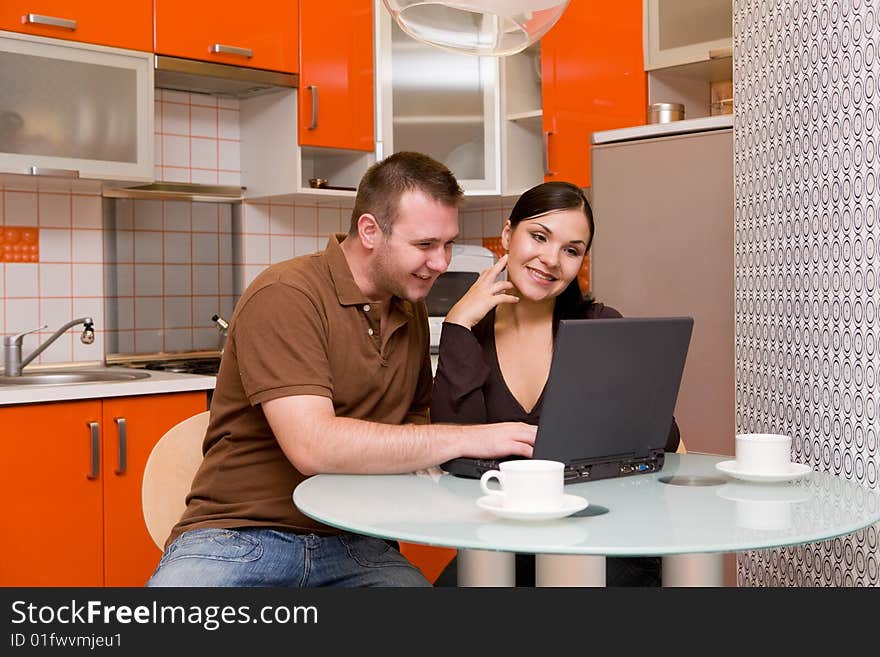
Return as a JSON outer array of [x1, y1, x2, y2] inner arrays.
[[3, 317, 95, 376]]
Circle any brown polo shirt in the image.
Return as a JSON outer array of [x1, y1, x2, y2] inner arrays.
[[169, 234, 432, 544]]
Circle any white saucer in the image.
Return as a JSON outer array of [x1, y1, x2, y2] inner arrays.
[[715, 460, 812, 483], [476, 494, 588, 521]]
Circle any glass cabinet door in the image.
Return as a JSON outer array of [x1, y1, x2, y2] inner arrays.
[[644, 0, 732, 70], [0, 31, 153, 181], [377, 10, 500, 194]]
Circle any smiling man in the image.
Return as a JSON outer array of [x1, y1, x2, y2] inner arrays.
[[146, 152, 536, 588]]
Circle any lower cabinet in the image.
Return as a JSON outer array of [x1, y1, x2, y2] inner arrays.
[[0, 391, 207, 586]]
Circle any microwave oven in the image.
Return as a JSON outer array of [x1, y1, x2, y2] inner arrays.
[[425, 244, 496, 352]]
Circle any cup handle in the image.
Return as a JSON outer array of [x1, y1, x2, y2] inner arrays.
[[480, 470, 504, 497]]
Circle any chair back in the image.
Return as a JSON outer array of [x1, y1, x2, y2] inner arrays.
[[141, 411, 210, 550]]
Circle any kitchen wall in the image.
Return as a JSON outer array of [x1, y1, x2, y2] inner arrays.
[[734, 0, 879, 586], [0, 89, 507, 367]]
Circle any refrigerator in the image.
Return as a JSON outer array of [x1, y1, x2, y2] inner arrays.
[[590, 121, 734, 456]]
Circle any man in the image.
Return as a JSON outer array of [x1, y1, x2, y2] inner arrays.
[[147, 152, 536, 587]]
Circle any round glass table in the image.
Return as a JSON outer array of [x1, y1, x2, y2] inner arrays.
[[293, 453, 880, 586]]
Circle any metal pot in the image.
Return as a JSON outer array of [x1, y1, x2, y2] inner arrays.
[[647, 102, 685, 124]]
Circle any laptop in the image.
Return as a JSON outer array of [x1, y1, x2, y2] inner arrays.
[[441, 316, 694, 484]]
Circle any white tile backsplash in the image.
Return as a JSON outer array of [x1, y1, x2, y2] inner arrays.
[[218, 140, 240, 172], [163, 135, 190, 168], [164, 328, 193, 352], [244, 203, 270, 234], [270, 204, 294, 235], [161, 100, 190, 135], [133, 200, 163, 230], [192, 204, 219, 232], [72, 196, 102, 228], [244, 234, 270, 264], [318, 207, 342, 235], [39, 264, 70, 297], [294, 236, 319, 257], [219, 109, 240, 140], [163, 202, 191, 231], [164, 233, 192, 264], [193, 265, 219, 296], [163, 297, 192, 329], [191, 138, 218, 170], [164, 264, 192, 296], [6, 298, 39, 334], [38, 194, 70, 227], [134, 232, 164, 263], [40, 297, 73, 329], [6, 263, 39, 297], [191, 106, 218, 139], [72, 264, 103, 297], [39, 229, 71, 263], [193, 233, 219, 264], [134, 264, 163, 296], [5, 191, 38, 226], [134, 297, 163, 330], [71, 229, 103, 262], [270, 235, 294, 264]]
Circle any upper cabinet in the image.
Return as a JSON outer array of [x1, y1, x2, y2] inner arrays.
[[376, 3, 501, 194], [154, 0, 299, 73], [541, 1, 647, 187], [298, 0, 374, 151], [643, 0, 732, 70], [0, 30, 154, 182], [0, 1, 152, 51]]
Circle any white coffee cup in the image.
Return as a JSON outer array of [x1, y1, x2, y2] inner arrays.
[[735, 433, 792, 473], [479, 459, 564, 511]]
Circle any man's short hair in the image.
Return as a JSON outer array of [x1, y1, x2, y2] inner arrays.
[[348, 151, 464, 235]]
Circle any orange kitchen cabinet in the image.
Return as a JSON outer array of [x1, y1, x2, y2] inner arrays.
[[298, 0, 374, 150], [0, 391, 207, 587], [0, 1, 152, 51], [541, 1, 646, 187], [154, 0, 299, 73], [1, 399, 104, 586], [101, 392, 208, 586]]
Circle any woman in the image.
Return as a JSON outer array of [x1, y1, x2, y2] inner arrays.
[[431, 181, 678, 586]]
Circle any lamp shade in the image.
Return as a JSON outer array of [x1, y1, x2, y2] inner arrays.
[[381, 1, 570, 56]]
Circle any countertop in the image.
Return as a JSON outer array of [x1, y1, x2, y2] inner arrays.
[[0, 366, 215, 406], [1, 356, 436, 406], [591, 114, 734, 145]]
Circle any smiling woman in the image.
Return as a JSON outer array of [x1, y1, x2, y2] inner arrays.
[[430, 180, 680, 587]]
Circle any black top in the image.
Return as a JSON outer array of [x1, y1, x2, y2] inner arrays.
[[431, 301, 680, 453]]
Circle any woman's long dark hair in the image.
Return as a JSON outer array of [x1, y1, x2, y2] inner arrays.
[[507, 181, 596, 327]]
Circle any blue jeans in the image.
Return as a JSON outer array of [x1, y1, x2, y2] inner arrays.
[[146, 528, 431, 587]]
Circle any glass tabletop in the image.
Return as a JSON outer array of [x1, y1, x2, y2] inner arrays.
[[293, 454, 880, 556]]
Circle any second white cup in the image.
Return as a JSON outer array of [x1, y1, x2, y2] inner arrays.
[[735, 433, 792, 473], [479, 459, 564, 511]]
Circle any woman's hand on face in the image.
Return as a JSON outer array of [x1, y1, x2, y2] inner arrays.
[[444, 254, 519, 329]]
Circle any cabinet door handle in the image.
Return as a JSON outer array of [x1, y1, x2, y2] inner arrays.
[[542, 131, 557, 176], [114, 417, 127, 475], [27, 167, 79, 178], [210, 44, 254, 59], [23, 14, 77, 31], [307, 85, 319, 130], [87, 422, 100, 480]]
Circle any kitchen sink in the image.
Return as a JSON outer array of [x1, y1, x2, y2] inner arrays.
[[0, 369, 152, 386]]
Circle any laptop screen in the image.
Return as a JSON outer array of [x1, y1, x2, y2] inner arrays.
[[533, 317, 693, 465]]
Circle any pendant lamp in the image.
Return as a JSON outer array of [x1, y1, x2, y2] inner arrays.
[[381, 1, 570, 56]]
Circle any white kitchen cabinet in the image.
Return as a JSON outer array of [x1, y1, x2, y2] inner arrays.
[[0, 30, 153, 182], [239, 88, 376, 200], [375, 4, 501, 195], [643, 0, 732, 71], [500, 42, 543, 196]]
